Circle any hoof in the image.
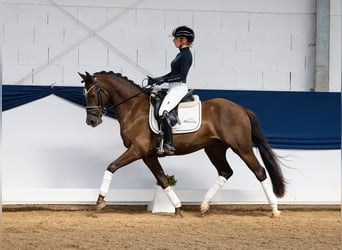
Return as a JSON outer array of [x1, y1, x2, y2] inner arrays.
[[200, 202, 209, 215], [96, 200, 106, 211], [271, 210, 281, 218], [174, 213, 183, 219], [174, 207, 183, 218]]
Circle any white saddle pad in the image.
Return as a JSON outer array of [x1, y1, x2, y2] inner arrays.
[[149, 95, 202, 134]]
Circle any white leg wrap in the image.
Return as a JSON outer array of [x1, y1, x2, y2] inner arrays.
[[164, 186, 181, 208], [261, 178, 279, 213], [202, 176, 227, 205], [99, 170, 113, 197]]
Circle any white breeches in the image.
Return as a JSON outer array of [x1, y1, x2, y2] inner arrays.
[[158, 82, 188, 116]]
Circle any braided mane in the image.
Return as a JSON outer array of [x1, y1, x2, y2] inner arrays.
[[94, 71, 143, 91]]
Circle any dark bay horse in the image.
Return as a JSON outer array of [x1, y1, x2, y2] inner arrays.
[[79, 71, 285, 218]]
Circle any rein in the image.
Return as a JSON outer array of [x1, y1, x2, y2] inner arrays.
[[112, 90, 144, 109]]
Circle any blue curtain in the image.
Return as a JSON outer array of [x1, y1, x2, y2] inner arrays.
[[2, 85, 116, 118], [3, 85, 341, 149], [194, 89, 341, 150]]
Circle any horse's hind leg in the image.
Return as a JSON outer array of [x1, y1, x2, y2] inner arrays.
[[202, 142, 233, 214], [233, 146, 280, 218]]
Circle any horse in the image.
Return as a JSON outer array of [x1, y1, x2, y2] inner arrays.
[[79, 71, 285, 218]]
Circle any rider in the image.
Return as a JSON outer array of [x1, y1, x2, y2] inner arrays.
[[148, 25, 194, 156]]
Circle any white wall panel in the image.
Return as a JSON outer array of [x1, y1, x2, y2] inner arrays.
[[136, 9, 165, 30], [1, 4, 19, 25], [2, 45, 19, 65], [194, 49, 224, 69], [2, 0, 339, 91], [3, 25, 34, 45], [2, 65, 33, 84], [262, 71, 290, 90], [236, 32, 264, 51], [77, 7, 108, 29], [121, 28, 151, 48], [290, 70, 315, 91], [263, 33, 291, 52], [33, 65, 63, 85], [108, 47, 137, 67], [47, 6, 79, 27], [18, 45, 48, 65], [225, 51, 251, 70], [48, 46, 79, 66], [17, 5, 48, 25], [78, 46, 108, 66], [278, 51, 306, 72], [137, 48, 166, 69], [106, 8, 137, 29], [251, 51, 278, 71], [235, 70, 263, 90], [62, 27, 88, 46], [164, 10, 194, 31], [100, 27, 124, 47], [34, 26, 64, 46], [193, 12, 222, 31], [221, 13, 249, 32]]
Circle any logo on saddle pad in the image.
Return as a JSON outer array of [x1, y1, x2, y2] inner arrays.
[[149, 95, 202, 134]]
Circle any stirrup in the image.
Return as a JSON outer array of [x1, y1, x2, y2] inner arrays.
[[156, 138, 165, 156], [163, 143, 175, 155]]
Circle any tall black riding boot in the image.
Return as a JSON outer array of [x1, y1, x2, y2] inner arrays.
[[156, 111, 175, 156], [162, 116, 175, 155]]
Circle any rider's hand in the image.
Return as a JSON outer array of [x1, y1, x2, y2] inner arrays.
[[147, 76, 164, 86], [147, 76, 156, 85]]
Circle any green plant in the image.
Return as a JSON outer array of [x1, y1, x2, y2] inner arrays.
[[166, 174, 177, 186]]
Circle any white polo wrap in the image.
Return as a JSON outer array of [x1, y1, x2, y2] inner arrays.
[[202, 176, 227, 205], [99, 170, 113, 197], [261, 178, 278, 212], [164, 186, 181, 208]]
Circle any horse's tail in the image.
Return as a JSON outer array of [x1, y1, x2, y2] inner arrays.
[[246, 109, 286, 198]]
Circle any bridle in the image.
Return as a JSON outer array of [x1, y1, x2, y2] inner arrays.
[[83, 76, 146, 118], [83, 77, 113, 119]]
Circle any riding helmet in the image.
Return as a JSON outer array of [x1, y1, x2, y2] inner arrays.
[[172, 26, 195, 43]]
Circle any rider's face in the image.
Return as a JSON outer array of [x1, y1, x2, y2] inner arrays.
[[173, 37, 186, 48]]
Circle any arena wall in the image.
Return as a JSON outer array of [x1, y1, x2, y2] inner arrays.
[[2, 0, 341, 204], [2, 0, 341, 90], [3, 95, 340, 205]]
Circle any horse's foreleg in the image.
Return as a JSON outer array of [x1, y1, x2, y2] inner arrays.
[[96, 147, 142, 211], [96, 170, 113, 210], [143, 157, 182, 217]]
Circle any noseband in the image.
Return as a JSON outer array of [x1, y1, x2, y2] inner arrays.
[[83, 77, 112, 119]]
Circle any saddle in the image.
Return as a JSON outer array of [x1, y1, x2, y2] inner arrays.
[[150, 88, 194, 126], [149, 87, 202, 134]]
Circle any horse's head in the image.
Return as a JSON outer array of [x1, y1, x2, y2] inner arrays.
[[79, 72, 112, 127]]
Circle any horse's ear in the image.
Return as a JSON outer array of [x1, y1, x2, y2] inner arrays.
[[78, 72, 87, 82]]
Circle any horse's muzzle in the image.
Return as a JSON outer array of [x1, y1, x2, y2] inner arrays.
[[86, 114, 103, 127]]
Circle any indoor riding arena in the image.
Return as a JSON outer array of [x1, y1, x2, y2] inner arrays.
[[2, 1, 341, 249]]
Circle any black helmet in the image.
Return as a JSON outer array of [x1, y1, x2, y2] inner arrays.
[[172, 26, 195, 43]]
